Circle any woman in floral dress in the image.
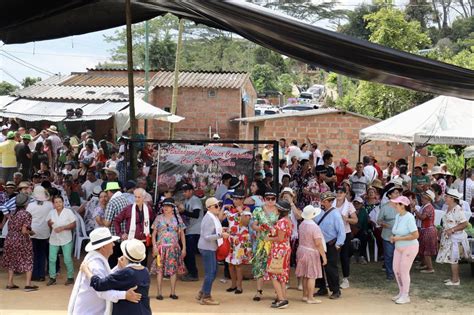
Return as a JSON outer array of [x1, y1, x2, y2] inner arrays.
[[265, 200, 292, 309], [1, 193, 38, 291], [224, 190, 252, 294], [435, 190, 470, 286], [414, 190, 437, 273], [151, 198, 186, 300], [251, 191, 279, 301]]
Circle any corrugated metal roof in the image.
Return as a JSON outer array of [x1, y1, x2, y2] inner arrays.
[[63, 101, 128, 121], [13, 85, 141, 101], [34, 75, 73, 86], [149, 70, 249, 89], [234, 108, 380, 123], [61, 74, 146, 87], [0, 95, 17, 109]]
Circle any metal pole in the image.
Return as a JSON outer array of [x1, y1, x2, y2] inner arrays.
[[169, 19, 184, 140], [358, 140, 362, 163], [273, 141, 279, 194], [144, 20, 150, 137], [410, 144, 416, 191], [154, 144, 162, 202], [463, 158, 468, 201], [125, 0, 137, 180]]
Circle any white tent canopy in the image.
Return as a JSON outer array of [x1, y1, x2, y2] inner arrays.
[[360, 96, 474, 145], [115, 98, 184, 134], [465, 146, 474, 159]]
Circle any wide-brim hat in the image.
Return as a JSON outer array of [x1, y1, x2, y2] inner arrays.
[[275, 199, 291, 212], [431, 166, 444, 175], [446, 188, 462, 200], [47, 125, 58, 133], [370, 179, 384, 190], [91, 186, 102, 197], [15, 193, 29, 208], [32, 185, 50, 202], [104, 167, 119, 177], [389, 177, 404, 187], [120, 239, 146, 263], [301, 205, 322, 220], [386, 185, 403, 195], [421, 190, 435, 202], [85, 227, 120, 252], [5, 181, 16, 188], [280, 187, 295, 197], [162, 197, 176, 207], [104, 181, 121, 191], [18, 181, 31, 189], [320, 191, 336, 202]]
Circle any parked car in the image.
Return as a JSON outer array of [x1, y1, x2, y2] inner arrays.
[[255, 105, 281, 116], [280, 103, 319, 113], [255, 98, 269, 106]]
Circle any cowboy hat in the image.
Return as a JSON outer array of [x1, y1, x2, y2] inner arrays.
[[445, 188, 462, 200], [301, 205, 322, 220], [120, 239, 146, 263], [431, 166, 444, 175], [85, 227, 120, 252], [280, 187, 295, 197], [421, 190, 435, 202], [18, 181, 31, 189], [15, 193, 29, 208], [104, 167, 119, 177], [47, 125, 58, 133], [91, 186, 102, 197], [370, 179, 384, 190], [32, 186, 50, 202], [5, 181, 16, 188]]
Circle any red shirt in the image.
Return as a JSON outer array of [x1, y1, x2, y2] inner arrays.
[[113, 202, 154, 241], [374, 163, 383, 179], [336, 166, 353, 186]]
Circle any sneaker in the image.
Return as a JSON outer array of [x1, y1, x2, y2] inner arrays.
[[271, 300, 288, 309], [181, 275, 199, 282], [46, 278, 57, 286], [420, 269, 435, 274], [200, 296, 220, 305], [391, 294, 401, 301], [395, 296, 411, 304], [219, 278, 228, 284], [444, 280, 460, 286], [415, 265, 427, 270], [24, 285, 39, 292], [443, 279, 451, 283], [64, 278, 74, 286], [302, 297, 308, 302], [340, 278, 350, 289], [329, 291, 341, 299], [314, 289, 328, 296], [297, 284, 303, 291]]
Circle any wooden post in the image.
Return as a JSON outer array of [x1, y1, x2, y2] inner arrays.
[[169, 19, 184, 140]]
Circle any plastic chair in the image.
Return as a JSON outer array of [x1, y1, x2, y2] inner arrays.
[[73, 211, 90, 260], [351, 237, 372, 263]]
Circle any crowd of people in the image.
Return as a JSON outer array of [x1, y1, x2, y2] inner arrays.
[[0, 124, 473, 312]]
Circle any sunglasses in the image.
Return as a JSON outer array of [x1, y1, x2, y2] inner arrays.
[[265, 197, 276, 201], [207, 204, 220, 209]]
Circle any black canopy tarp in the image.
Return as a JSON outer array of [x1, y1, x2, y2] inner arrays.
[[1, 0, 474, 99]]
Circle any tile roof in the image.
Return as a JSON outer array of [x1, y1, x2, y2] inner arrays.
[[149, 70, 250, 89], [61, 73, 146, 87]]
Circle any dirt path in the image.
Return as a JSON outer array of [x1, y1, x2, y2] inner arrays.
[[0, 267, 471, 315]]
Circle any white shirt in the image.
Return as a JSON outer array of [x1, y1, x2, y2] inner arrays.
[[364, 165, 377, 183], [313, 149, 322, 167], [47, 208, 76, 246], [457, 178, 474, 205], [71, 254, 125, 315], [27, 200, 54, 240], [349, 173, 370, 197], [82, 179, 103, 200], [287, 145, 302, 164], [333, 199, 356, 233], [441, 201, 472, 221]]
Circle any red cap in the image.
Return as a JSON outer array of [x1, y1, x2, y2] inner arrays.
[[341, 158, 349, 165]]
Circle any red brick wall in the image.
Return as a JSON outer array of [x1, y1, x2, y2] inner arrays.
[[138, 83, 256, 141], [239, 112, 416, 167]]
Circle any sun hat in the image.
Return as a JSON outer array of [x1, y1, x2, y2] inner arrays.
[[104, 182, 121, 192], [275, 199, 291, 212], [280, 187, 295, 197], [353, 196, 364, 204], [320, 191, 336, 202], [85, 227, 120, 252], [421, 190, 435, 202], [232, 189, 246, 199], [6, 131, 15, 139], [92, 186, 102, 197], [15, 193, 29, 208], [21, 134, 32, 141], [386, 185, 403, 195], [371, 179, 384, 190], [18, 181, 31, 189], [301, 205, 322, 220], [445, 188, 462, 200], [5, 181, 16, 188], [431, 166, 444, 175], [32, 186, 50, 202], [47, 125, 58, 134], [162, 198, 176, 207], [390, 195, 411, 206], [205, 197, 220, 208], [389, 177, 404, 187], [104, 167, 119, 176], [120, 239, 146, 263]]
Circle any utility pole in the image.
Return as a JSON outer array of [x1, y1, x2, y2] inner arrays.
[[125, 0, 137, 179], [169, 19, 184, 140], [144, 20, 150, 137]]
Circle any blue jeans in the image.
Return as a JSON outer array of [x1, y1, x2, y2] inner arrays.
[[383, 240, 395, 279], [184, 234, 200, 278], [200, 249, 217, 296]]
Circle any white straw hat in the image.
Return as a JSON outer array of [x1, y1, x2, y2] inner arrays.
[[120, 239, 146, 263], [301, 205, 322, 220], [85, 227, 120, 252]]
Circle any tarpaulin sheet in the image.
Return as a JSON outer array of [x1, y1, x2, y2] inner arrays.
[[1, 0, 474, 99]]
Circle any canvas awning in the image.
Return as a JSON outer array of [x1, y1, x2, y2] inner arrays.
[[359, 96, 474, 145], [465, 146, 474, 159]]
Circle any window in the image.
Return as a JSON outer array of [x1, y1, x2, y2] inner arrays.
[[208, 89, 217, 98]]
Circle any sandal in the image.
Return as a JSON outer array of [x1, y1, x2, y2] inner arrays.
[[156, 295, 163, 300], [235, 289, 243, 294], [169, 294, 178, 300], [6, 285, 19, 290], [24, 285, 39, 292], [253, 290, 263, 301], [226, 287, 237, 292]]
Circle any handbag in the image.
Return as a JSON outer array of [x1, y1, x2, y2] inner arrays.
[[216, 238, 230, 261], [267, 255, 284, 274]]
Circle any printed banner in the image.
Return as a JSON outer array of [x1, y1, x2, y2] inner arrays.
[[157, 144, 254, 195]]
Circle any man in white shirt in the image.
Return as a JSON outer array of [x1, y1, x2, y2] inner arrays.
[[82, 170, 103, 200], [68, 228, 141, 315], [350, 162, 370, 197], [363, 156, 377, 184], [286, 140, 301, 165], [455, 169, 474, 206]]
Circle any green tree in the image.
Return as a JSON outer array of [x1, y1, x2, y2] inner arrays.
[[147, 34, 176, 70], [338, 4, 381, 40], [253, 46, 288, 74], [277, 73, 294, 96], [0, 81, 17, 95], [251, 64, 279, 92], [405, 0, 434, 31], [21, 76, 42, 88]]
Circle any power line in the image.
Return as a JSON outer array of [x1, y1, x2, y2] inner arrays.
[[0, 50, 56, 75], [1, 49, 109, 59], [0, 68, 22, 84], [0, 52, 54, 76]]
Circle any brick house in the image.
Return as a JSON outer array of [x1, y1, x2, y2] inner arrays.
[[236, 108, 414, 167]]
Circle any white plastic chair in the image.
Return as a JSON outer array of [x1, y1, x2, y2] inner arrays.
[[73, 211, 89, 260], [351, 237, 371, 263], [434, 210, 444, 226]]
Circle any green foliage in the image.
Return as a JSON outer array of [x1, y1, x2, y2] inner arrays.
[[0, 81, 17, 95], [337, 4, 381, 40], [428, 144, 474, 177], [405, 0, 434, 31], [450, 16, 474, 42], [251, 64, 279, 92], [147, 34, 176, 70], [21, 76, 42, 88], [277, 73, 294, 96]]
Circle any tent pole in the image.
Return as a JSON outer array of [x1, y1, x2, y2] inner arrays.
[[154, 144, 161, 203], [144, 20, 150, 137], [463, 158, 468, 201], [169, 19, 184, 140], [125, 0, 137, 180], [410, 144, 416, 191], [358, 140, 362, 162]]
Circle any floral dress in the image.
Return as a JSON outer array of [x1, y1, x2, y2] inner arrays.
[[1, 209, 33, 273], [225, 205, 253, 265], [150, 214, 186, 277], [251, 206, 279, 278], [436, 205, 470, 264], [265, 218, 292, 283]]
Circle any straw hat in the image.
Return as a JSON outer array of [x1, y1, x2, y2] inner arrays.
[[120, 239, 146, 263], [18, 181, 31, 189], [205, 197, 220, 208], [5, 181, 16, 188], [104, 167, 119, 177], [445, 188, 462, 200], [32, 186, 50, 202], [301, 205, 322, 220], [280, 187, 295, 197], [370, 179, 384, 190], [85, 227, 120, 252], [431, 166, 444, 175], [47, 125, 58, 134], [421, 190, 435, 202]]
